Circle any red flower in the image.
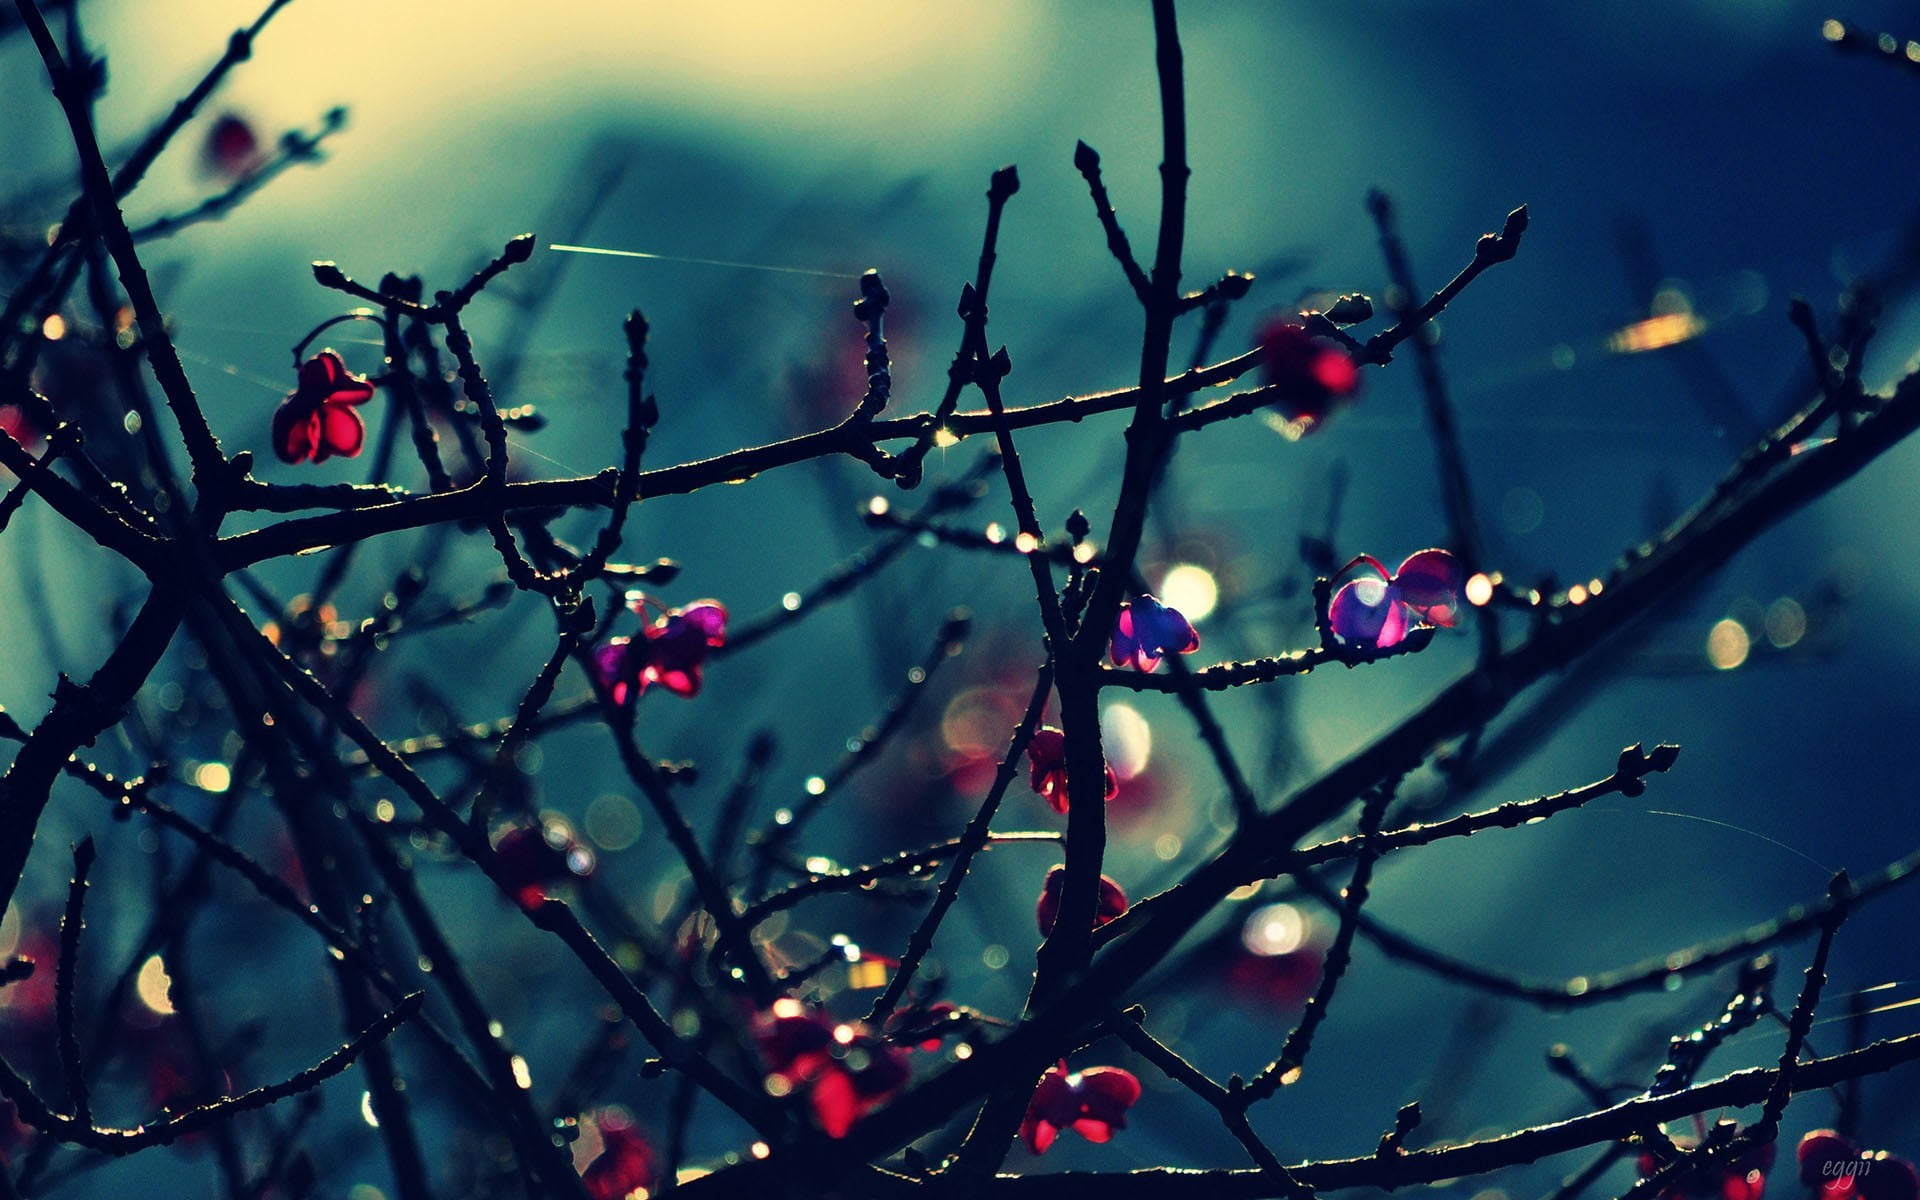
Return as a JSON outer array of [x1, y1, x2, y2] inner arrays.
[[592, 597, 728, 704], [1025, 727, 1119, 814], [1799, 1130, 1920, 1200], [1257, 318, 1359, 432], [493, 822, 593, 911], [1020, 1060, 1141, 1155], [1109, 595, 1199, 673], [1328, 549, 1462, 649], [574, 1106, 655, 1200], [1035, 865, 1128, 936], [273, 350, 374, 464], [755, 999, 910, 1139]]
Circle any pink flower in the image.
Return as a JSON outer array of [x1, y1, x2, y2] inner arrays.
[[273, 350, 374, 464], [1109, 595, 1199, 673], [1020, 1061, 1141, 1155], [1035, 865, 1128, 936], [593, 597, 728, 704], [755, 1000, 910, 1139], [1026, 727, 1118, 814], [1258, 318, 1360, 431], [1328, 549, 1462, 649]]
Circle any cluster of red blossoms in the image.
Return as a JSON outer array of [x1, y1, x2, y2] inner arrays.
[[592, 596, 728, 704], [755, 1000, 911, 1139]]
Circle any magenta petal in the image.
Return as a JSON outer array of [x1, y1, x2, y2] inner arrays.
[[679, 600, 728, 646], [649, 665, 701, 697], [1109, 608, 1140, 669], [1394, 549, 1462, 626], [319, 402, 366, 459], [1373, 594, 1411, 648]]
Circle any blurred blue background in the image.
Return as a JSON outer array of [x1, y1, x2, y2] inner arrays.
[[3, 2, 1920, 1196]]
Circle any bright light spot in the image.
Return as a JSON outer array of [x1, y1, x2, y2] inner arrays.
[[1823, 18, 1846, 40], [750, 1142, 771, 1160], [1607, 311, 1707, 355], [1908, 40, 1920, 62], [1159, 563, 1219, 623], [953, 1042, 973, 1060], [1278, 1066, 1304, 1086], [866, 495, 889, 517], [805, 856, 834, 874], [773, 808, 793, 826], [1567, 584, 1589, 606], [847, 960, 889, 989], [1014, 531, 1039, 554], [1227, 882, 1263, 902], [361, 1091, 381, 1127], [40, 314, 64, 341], [0, 907, 18, 959], [1588, 578, 1604, 596], [804, 776, 827, 796], [1706, 618, 1751, 670], [1765, 597, 1807, 649], [933, 427, 961, 448], [374, 798, 396, 823], [136, 955, 176, 1015], [984, 522, 1006, 544], [764, 1073, 793, 1098], [1154, 833, 1183, 862], [1464, 573, 1494, 607], [1241, 902, 1306, 957], [510, 1055, 533, 1089], [981, 944, 1010, 970], [832, 1023, 856, 1045], [1879, 31, 1899, 53], [772, 997, 804, 1019], [1101, 704, 1153, 781], [193, 761, 232, 793], [781, 591, 803, 611], [1072, 542, 1096, 565]]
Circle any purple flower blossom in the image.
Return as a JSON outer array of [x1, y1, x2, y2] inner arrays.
[[1109, 594, 1199, 673], [1328, 549, 1462, 649], [593, 597, 728, 704]]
